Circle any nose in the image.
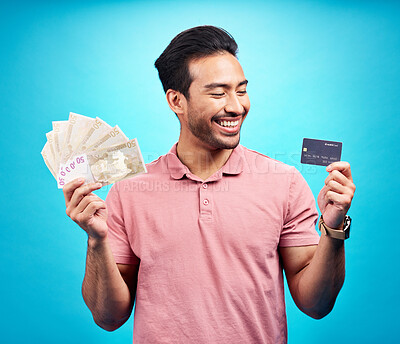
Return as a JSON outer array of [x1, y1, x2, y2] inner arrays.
[[224, 93, 245, 115]]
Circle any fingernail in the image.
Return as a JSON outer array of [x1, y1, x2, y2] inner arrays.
[[78, 178, 85, 183], [326, 165, 332, 172]]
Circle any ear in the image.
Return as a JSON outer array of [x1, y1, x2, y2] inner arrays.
[[166, 89, 186, 118]]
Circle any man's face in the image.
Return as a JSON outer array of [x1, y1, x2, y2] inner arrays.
[[181, 52, 250, 150]]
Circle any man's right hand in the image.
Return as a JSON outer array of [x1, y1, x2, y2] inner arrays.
[[63, 178, 108, 241]]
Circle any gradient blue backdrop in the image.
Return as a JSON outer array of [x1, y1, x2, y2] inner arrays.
[[1, 0, 399, 343]]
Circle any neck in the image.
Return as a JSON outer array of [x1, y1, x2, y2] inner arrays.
[[176, 134, 233, 181]]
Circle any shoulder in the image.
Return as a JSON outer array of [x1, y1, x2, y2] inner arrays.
[[240, 145, 297, 176]]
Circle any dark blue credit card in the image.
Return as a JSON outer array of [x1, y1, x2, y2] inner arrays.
[[301, 138, 342, 166]]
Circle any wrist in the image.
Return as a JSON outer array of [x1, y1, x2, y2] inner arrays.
[[322, 216, 344, 230], [87, 234, 108, 249], [333, 221, 344, 231]]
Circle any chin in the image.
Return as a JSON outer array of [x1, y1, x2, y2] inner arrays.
[[212, 136, 240, 150]]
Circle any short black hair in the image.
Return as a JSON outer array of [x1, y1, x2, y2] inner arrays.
[[154, 25, 238, 98]]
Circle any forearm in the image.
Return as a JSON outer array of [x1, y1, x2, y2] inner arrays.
[[293, 235, 345, 319], [82, 236, 133, 331]]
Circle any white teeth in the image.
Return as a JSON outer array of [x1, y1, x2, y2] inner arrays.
[[217, 120, 239, 127]]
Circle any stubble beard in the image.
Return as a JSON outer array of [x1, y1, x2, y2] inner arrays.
[[187, 110, 241, 150]]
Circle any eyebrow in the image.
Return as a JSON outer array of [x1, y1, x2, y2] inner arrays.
[[203, 79, 248, 90]]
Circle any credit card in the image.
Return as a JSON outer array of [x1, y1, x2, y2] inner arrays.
[[301, 138, 342, 166]]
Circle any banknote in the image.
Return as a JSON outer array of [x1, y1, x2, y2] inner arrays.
[[87, 138, 146, 185], [52, 120, 68, 167], [41, 112, 147, 188], [85, 125, 128, 153], [60, 113, 95, 164], [73, 117, 112, 154], [45, 131, 56, 164], [57, 154, 96, 188]]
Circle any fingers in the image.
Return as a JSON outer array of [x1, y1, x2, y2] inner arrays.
[[325, 169, 356, 192], [63, 178, 85, 206], [68, 182, 102, 209], [324, 162, 356, 211], [73, 200, 106, 224], [71, 193, 102, 218], [325, 179, 348, 195], [326, 161, 353, 182], [325, 190, 353, 209], [63, 178, 107, 238]]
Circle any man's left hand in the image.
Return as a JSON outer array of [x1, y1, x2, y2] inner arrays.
[[317, 161, 356, 229]]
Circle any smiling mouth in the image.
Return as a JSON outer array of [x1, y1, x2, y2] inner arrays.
[[215, 119, 240, 128], [212, 116, 242, 135]]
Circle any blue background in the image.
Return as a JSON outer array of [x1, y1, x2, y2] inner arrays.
[[1, 0, 399, 343]]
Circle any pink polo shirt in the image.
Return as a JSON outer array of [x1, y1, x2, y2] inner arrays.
[[105, 144, 320, 344]]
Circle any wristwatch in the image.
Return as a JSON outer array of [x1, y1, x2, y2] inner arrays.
[[319, 215, 351, 240]]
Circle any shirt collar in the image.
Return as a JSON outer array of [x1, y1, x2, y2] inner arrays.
[[166, 143, 191, 180], [166, 142, 244, 181]]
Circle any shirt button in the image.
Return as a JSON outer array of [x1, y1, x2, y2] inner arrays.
[[202, 183, 208, 189], [203, 199, 209, 205]]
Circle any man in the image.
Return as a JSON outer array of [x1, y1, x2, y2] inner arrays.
[[63, 26, 355, 343]]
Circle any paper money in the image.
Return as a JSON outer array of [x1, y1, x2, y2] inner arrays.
[[41, 112, 147, 188], [45, 131, 57, 164], [87, 139, 146, 185], [52, 120, 68, 167], [73, 117, 112, 154], [85, 125, 128, 152], [57, 154, 96, 188], [60, 113, 95, 164]]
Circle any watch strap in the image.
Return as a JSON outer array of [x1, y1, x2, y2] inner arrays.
[[319, 215, 351, 240]]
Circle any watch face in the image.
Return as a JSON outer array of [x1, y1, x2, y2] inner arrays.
[[344, 226, 350, 240], [343, 216, 351, 239], [344, 216, 351, 230]]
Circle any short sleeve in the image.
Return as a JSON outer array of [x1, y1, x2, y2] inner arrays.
[[279, 168, 320, 247], [105, 184, 140, 265]]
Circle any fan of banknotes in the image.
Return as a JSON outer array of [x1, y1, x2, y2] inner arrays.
[[41, 112, 147, 188]]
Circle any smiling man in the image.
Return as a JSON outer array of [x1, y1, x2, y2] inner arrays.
[[63, 26, 356, 343], [167, 49, 250, 180]]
